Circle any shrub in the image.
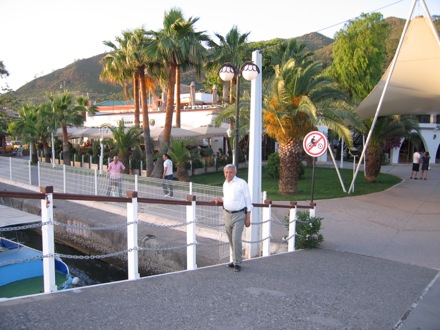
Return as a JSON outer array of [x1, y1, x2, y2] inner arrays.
[[284, 211, 324, 249], [265, 153, 305, 179], [265, 152, 280, 179]]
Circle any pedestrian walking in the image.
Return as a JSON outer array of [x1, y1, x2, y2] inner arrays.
[[213, 164, 252, 272], [162, 154, 174, 197], [106, 156, 125, 196], [410, 150, 422, 179], [420, 151, 431, 180]]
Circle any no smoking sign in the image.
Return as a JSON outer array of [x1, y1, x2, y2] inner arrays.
[[303, 131, 328, 157]]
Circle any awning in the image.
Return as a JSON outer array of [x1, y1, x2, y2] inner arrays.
[[356, 15, 440, 119]]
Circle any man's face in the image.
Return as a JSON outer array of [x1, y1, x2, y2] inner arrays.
[[113, 157, 118, 163], [224, 167, 236, 182]]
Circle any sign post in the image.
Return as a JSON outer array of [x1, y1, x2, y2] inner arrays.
[[303, 131, 328, 202]]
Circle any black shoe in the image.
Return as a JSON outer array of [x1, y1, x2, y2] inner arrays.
[[234, 265, 241, 272], [227, 262, 234, 268]]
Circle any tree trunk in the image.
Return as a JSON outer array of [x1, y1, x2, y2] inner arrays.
[[151, 64, 176, 178], [365, 143, 382, 183], [138, 68, 154, 176], [278, 139, 302, 195], [176, 165, 190, 182], [175, 67, 181, 128], [62, 125, 71, 166], [133, 73, 140, 127]]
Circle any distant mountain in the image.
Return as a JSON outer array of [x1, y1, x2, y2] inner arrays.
[[15, 15, 439, 104], [15, 53, 123, 104]]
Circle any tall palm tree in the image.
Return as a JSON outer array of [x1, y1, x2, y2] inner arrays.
[[101, 33, 136, 124], [207, 26, 251, 103], [363, 115, 419, 183], [146, 7, 208, 176], [264, 59, 358, 195], [48, 91, 96, 166]]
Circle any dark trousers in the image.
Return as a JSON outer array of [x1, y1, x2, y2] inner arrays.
[[162, 175, 173, 196]]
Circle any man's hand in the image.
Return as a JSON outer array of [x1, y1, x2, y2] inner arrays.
[[212, 198, 222, 205], [245, 213, 251, 227]]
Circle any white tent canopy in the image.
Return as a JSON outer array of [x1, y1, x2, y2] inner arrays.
[[350, 0, 440, 193], [356, 12, 440, 119]]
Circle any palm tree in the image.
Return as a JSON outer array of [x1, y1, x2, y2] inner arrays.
[[146, 7, 208, 176], [35, 103, 56, 163], [168, 138, 193, 182], [101, 33, 136, 124], [107, 120, 143, 172], [207, 26, 251, 103], [363, 115, 419, 183], [264, 58, 358, 195], [48, 91, 96, 166], [8, 104, 39, 163]]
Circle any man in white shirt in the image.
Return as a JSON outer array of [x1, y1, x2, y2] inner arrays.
[[410, 150, 422, 179], [214, 164, 252, 272], [162, 154, 174, 197]]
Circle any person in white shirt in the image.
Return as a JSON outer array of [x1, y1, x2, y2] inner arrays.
[[162, 154, 174, 197], [410, 150, 422, 179], [213, 164, 252, 272]]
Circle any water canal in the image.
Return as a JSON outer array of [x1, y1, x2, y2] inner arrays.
[[2, 229, 128, 288]]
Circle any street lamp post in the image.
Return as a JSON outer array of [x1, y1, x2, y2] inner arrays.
[[99, 127, 108, 174], [219, 61, 260, 168]]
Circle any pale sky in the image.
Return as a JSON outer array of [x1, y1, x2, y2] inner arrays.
[[1, 0, 439, 91]]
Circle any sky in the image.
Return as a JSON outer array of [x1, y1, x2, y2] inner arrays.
[[1, 0, 439, 91]]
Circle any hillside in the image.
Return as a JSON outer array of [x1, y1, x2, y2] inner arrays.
[[11, 15, 440, 106]]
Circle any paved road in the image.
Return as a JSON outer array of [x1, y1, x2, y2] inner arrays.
[[0, 163, 439, 329]]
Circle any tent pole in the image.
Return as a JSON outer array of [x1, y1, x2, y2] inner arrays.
[[348, 0, 419, 194]]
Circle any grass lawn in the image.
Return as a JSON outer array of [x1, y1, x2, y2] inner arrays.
[[189, 165, 402, 202]]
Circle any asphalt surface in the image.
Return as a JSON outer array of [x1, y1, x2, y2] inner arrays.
[[1, 163, 439, 329]]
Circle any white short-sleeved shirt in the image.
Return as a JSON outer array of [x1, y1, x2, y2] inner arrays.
[[222, 176, 253, 213], [163, 159, 173, 176]]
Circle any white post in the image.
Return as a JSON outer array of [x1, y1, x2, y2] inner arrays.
[[261, 199, 272, 257], [127, 192, 139, 280], [340, 140, 344, 169], [288, 204, 297, 252], [248, 49, 263, 259], [186, 195, 197, 270], [309, 203, 316, 218], [40, 186, 57, 293], [28, 160, 31, 185], [135, 174, 138, 192], [63, 164, 66, 193], [94, 169, 98, 195], [37, 161, 41, 187], [51, 132, 56, 167]]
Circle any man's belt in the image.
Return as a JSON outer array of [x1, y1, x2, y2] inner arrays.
[[224, 207, 246, 214]]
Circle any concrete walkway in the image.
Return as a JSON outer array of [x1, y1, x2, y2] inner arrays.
[[1, 163, 439, 329]]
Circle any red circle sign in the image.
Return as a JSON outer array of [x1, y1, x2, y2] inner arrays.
[[303, 131, 328, 157]]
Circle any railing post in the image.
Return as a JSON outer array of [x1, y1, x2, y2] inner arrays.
[[126, 191, 139, 280], [309, 202, 316, 218], [288, 202, 297, 252], [9, 157, 12, 180], [28, 159, 31, 185], [94, 169, 98, 195], [135, 174, 138, 192], [63, 165, 66, 193], [186, 195, 197, 270], [38, 161, 41, 187], [40, 186, 57, 293], [262, 199, 272, 257]]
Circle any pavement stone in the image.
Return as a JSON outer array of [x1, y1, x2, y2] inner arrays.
[[0, 162, 439, 329]]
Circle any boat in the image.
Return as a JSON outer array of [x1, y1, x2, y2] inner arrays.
[[0, 237, 77, 299]]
